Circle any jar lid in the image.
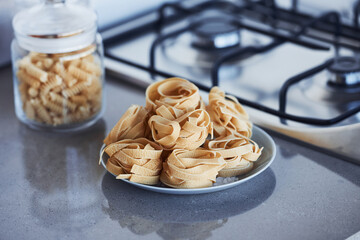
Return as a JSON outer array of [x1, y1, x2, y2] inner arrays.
[[13, 0, 97, 54]]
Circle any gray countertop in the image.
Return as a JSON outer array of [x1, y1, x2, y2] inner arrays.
[[0, 66, 359, 240]]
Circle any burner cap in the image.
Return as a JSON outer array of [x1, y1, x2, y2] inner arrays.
[[191, 18, 240, 50], [328, 56, 360, 74], [327, 56, 360, 87]]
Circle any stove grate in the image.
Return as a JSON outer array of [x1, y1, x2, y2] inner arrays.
[[104, 0, 360, 126]]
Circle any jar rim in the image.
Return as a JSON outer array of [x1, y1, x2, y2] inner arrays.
[[13, 1, 97, 53]]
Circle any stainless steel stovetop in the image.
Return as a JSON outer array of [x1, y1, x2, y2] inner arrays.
[[101, 0, 360, 164]]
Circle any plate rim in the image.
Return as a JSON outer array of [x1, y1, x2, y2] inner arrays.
[[100, 125, 276, 194]]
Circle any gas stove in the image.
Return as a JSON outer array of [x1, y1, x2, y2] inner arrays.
[[101, 0, 360, 164]]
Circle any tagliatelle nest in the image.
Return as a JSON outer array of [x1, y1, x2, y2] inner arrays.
[[205, 136, 263, 177], [101, 138, 163, 185], [206, 87, 252, 138], [145, 77, 204, 116], [160, 149, 226, 189], [101, 77, 264, 188], [148, 105, 213, 150], [103, 105, 149, 145]]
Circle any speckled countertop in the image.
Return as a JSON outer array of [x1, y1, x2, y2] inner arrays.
[[0, 66, 359, 240]]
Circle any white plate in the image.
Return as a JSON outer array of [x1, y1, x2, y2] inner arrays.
[[100, 125, 276, 195]]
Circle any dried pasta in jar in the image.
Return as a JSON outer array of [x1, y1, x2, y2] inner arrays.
[[11, 0, 104, 131], [15, 51, 103, 128]]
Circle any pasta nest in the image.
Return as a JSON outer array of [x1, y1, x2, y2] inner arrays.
[[145, 77, 204, 116], [206, 87, 252, 138], [103, 105, 150, 145], [205, 135, 263, 177], [160, 149, 226, 189], [102, 138, 163, 185], [148, 105, 213, 150]]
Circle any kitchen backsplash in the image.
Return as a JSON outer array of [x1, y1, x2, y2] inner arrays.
[[0, 0, 175, 67]]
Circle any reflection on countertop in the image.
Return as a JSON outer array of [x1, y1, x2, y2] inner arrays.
[[101, 169, 276, 240], [275, 131, 360, 188], [19, 120, 106, 231]]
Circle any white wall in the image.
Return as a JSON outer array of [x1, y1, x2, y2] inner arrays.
[[0, 0, 176, 67]]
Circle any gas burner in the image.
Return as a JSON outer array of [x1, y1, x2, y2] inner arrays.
[[327, 56, 360, 87], [161, 28, 270, 69], [302, 71, 360, 106], [191, 18, 241, 50]]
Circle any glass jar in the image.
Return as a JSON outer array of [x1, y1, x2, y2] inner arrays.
[[11, 0, 105, 131]]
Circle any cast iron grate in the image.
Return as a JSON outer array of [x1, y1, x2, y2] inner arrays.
[[104, 0, 360, 126]]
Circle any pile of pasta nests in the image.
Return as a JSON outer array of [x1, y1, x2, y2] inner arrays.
[[100, 77, 263, 189]]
